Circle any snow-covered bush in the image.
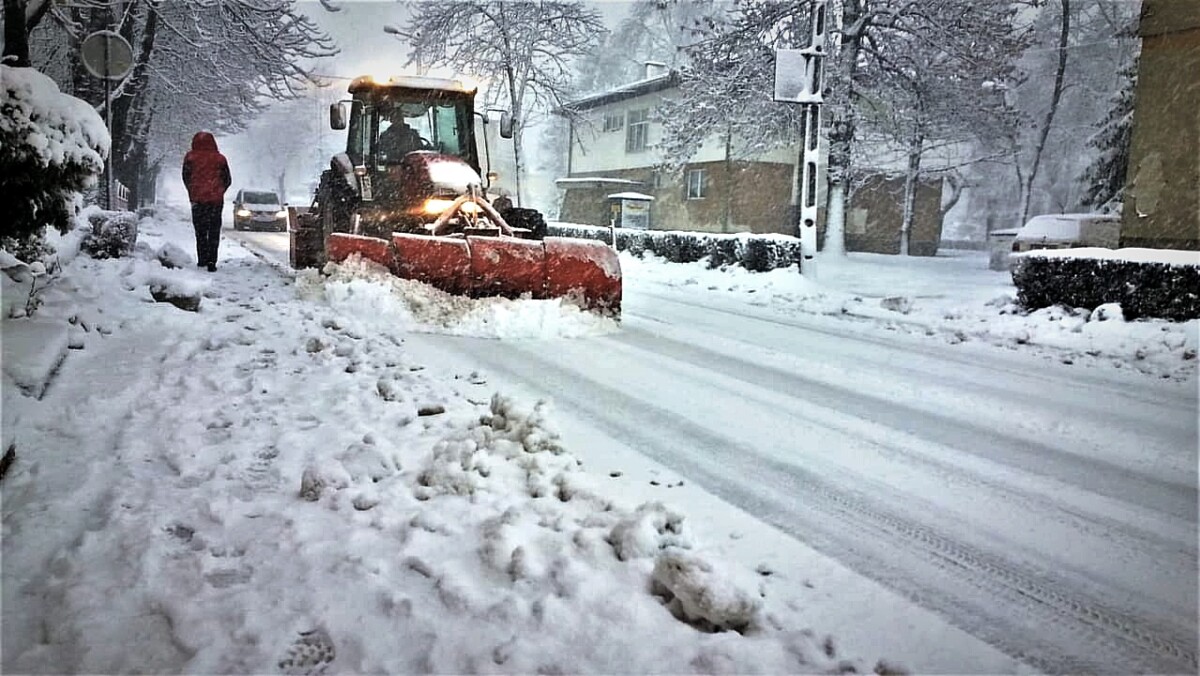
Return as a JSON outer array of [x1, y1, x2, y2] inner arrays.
[[1013, 249, 1200, 321], [549, 223, 802, 272], [0, 65, 109, 245], [80, 209, 139, 259]]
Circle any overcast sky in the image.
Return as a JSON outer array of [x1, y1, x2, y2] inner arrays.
[[302, 0, 636, 80]]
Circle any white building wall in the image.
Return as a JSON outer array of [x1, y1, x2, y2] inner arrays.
[[570, 91, 796, 175]]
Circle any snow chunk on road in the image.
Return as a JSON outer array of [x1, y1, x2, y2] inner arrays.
[[653, 549, 764, 633]]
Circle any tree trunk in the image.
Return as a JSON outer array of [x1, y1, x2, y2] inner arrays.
[[940, 171, 964, 221], [825, 183, 846, 255], [822, 0, 864, 255], [1020, 0, 1070, 224], [141, 161, 160, 206], [899, 134, 923, 256], [496, 2, 524, 207], [112, 3, 159, 206], [3, 0, 30, 67], [722, 125, 733, 233]]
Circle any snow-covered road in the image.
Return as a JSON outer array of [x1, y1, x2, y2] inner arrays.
[[8, 217, 1190, 674], [399, 286, 1197, 675], [229, 229, 1199, 674]]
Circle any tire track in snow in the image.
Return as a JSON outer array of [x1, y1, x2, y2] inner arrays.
[[447, 341, 1197, 675], [633, 290, 1196, 414], [616, 324, 1197, 523], [630, 299, 1195, 443], [601, 329, 1197, 576]]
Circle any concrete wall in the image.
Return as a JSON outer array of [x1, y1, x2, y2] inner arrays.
[[1121, 0, 1200, 250]]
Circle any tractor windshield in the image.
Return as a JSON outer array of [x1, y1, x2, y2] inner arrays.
[[372, 92, 473, 166]]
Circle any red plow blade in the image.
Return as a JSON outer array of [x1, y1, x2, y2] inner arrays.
[[325, 232, 621, 316]]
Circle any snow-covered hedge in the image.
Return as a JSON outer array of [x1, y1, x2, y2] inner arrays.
[[0, 65, 109, 243], [1012, 248, 1200, 321], [548, 223, 802, 272]]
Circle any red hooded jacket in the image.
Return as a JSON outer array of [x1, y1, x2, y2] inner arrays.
[[182, 132, 231, 204]]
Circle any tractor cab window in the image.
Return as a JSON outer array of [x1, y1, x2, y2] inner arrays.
[[375, 97, 470, 165]]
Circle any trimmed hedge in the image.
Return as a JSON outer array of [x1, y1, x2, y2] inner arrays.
[[548, 223, 802, 272], [1012, 252, 1200, 321]]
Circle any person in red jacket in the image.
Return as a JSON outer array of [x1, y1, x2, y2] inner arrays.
[[182, 132, 232, 271]]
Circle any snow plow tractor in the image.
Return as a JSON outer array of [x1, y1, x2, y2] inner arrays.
[[290, 75, 621, 316]]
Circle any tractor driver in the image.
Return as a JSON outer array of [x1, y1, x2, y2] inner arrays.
[[377, 108, 426, 162]]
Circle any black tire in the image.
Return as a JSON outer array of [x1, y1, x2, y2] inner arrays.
[[502, 207, 547, 240], [318, 170, 355, 241]]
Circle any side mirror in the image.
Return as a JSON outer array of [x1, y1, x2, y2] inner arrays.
[[330, 102, 347, 130], [499, 111, 515, 139]]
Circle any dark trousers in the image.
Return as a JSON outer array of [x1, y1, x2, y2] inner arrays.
[[191, 203, 223, 265]]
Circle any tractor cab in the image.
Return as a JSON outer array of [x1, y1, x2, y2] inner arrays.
[[337, 75, 486, 172], [328, 76, 517, 237]]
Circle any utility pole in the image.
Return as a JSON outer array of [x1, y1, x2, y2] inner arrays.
[[774, 0, 827, 278]]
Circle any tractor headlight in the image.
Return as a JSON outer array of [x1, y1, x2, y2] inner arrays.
[[236, 208, 251, 217], [423, 198, 480, 215], [275, 210, 288, 219]]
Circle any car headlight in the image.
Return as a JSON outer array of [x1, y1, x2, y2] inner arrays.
[[275, 210, 287, 218], [236, 208, 251, 217], [423, 198, 480, 215]]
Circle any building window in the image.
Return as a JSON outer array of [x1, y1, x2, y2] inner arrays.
[[626, 109, 649, 153], [686, 168, 708, 199], [603, 111, 624, 132]]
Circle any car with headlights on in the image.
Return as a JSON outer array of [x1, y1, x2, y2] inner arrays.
[[232, 189, 288, 231]]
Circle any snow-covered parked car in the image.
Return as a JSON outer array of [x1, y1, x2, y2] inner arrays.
[[232, 189, 287, 231], [1009, 213, 1120, 253]]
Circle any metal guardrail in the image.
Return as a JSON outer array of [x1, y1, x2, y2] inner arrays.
[[113, 181, 129, 211]]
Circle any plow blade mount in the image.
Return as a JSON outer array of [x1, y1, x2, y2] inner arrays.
[[326, 232, 622, 315]]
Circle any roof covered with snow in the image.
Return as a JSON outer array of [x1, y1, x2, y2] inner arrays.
[[555, 177, 645, 187], [557, 72, 680, 113]]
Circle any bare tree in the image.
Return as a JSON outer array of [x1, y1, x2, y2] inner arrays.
[[574, 0, 720, 93], [22, 0, 337, 206], [854, 0, 1027, 254], [1019, 0, 1070, 225], [392, 0, 606, 206], [659, 0, 1026, 253]]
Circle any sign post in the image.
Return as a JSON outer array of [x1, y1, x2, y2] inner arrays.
[[80, 30, 134, 210], [774, 0, 828, 278]]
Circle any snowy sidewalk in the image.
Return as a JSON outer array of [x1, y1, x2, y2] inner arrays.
[[3, 212, 913, 674]]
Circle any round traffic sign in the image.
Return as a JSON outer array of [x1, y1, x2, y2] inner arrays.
[[81, 30, 133, 81]]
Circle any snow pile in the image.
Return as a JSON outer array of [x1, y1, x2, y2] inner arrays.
[[306, 255, 619, 339]]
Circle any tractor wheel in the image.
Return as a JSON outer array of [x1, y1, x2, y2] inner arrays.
[[502, 207, 547, 240], [318, 171, 355, 241]]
